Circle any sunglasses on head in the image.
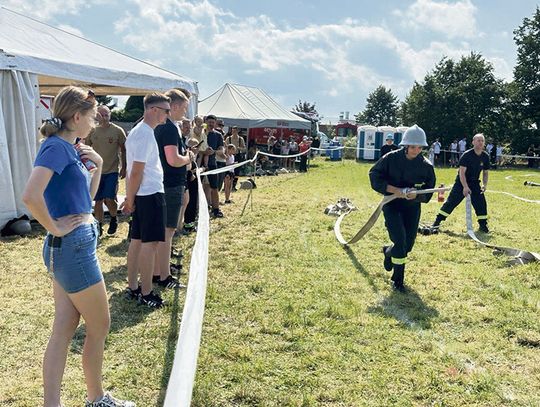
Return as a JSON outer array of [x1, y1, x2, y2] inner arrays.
[[86, 89, 96, 101]]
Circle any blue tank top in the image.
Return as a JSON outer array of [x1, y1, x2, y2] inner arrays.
[[34, 135, 92, 219]]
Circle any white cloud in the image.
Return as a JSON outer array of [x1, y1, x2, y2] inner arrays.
[[394, 0, 480, 39], [2, 0, 98, 20]]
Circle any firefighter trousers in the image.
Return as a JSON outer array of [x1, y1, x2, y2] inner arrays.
[[438, 180, 487, 224], [383, 200, 421, 273]]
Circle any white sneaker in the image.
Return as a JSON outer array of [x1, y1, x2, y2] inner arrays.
[[86, 392, 135, 407]]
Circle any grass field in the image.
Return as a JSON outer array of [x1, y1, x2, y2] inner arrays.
[[1, 158, 539, 407]]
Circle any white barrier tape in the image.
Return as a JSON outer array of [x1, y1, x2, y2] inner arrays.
[[258, 149, 311, 159], [163, 166, 210, 407], [486, 190, 540, 204], [465, 195, 540, 265], [334, 187, 449, 245], [440, 149, 540, 160]]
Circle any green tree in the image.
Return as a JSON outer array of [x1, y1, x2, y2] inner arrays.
[[355, 85, 399, 126], [293, 100, 318, 115], [400, 53, 504, 147], [512, 6, 540, 151], [110, 95, 143, 122], [95, 95, 116, 109]]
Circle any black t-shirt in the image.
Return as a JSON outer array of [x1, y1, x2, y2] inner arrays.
[[154, 119, 187, 188], [206, 130, 224, 168], [380, 143, 399, 157], [457, 148, 490, 182]]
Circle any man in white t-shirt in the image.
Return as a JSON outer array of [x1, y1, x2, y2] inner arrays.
[[450, 140, 458, 167], [123, 92, 170, 308], [432, 138, 441, 166], [458, 137, 467, 158]]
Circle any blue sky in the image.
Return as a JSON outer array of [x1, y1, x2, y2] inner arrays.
[[2, 0, 539, 123]]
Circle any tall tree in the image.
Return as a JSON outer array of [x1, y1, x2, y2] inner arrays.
[[95, 95, 116, 109], [293, 100, 318, 115], [355, 85, 399, 126], [111, 95, 143, 122], [512, 6, 540, 150], [400, 53, 504, 147]]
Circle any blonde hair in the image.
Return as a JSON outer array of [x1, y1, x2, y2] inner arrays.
[[39, 86, 96, 138], [165, 88, 190, 105]]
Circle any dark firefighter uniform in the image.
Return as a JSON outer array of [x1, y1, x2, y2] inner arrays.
[[380, 143, 399, 157], [433, 148, 490, 231], [370, 148, 436, 290]]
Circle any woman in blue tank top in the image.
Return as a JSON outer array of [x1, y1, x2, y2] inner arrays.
[[22, 86, 134, 406]]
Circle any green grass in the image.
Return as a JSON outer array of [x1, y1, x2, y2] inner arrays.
[[1, 159, 539, 406]]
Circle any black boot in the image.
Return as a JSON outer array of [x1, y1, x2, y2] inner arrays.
[[391, 264, 406, 292], [478, 221, 489, 233], [382, 245, 393, 271], [107, 216, 118, 235], [432, 214, 445, 228]]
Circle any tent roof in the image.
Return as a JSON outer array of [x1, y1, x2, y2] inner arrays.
[[0, 7, 198, 96], [198, 83, 311, 129]]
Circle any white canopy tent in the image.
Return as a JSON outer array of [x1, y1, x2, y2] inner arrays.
[[0, 6, 198, 228], [198, 83, 311, 130]]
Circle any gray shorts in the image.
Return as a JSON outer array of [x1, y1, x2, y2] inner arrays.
[[164, 185, 185, 228]]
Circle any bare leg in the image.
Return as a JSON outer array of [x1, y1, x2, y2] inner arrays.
[[43, 281, 81, 407], [68, 281, 110, 403], [139, 242, 158, 295], [104, 198, 118, 217], [94, 200, 104, 223], [127, 238, 141, 290], [178, 190, 189, 231], [224, 176, 232, 201], [156, 228, 175, 280]]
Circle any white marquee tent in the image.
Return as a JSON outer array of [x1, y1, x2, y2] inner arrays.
[[198, 83, 311, 130], [0, 7, 198, 228]]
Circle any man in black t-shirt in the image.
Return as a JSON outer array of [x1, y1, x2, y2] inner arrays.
[[380, 133, 399, 157], [204, 115, 225, 218], [153, 89, 192, 289], [432, 133, 490, 233]]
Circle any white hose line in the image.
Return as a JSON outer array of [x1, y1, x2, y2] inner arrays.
[[486, 190, 540, 204], [334, 188, 449, 246], [465, 196, 540, 265], [163, 167, 210, 407]]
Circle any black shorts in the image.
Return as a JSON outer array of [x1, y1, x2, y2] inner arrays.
[[131, 193, 166, 242], [207, 165, 219, 189], [164, 185, 184, 229]]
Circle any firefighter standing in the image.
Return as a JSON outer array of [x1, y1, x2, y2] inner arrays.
[[432, 133, 490, 233], [369, 125, 436, 292]]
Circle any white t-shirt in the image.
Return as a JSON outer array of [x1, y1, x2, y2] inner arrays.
[[450, 142, 457, 152], [496, 146, 503, 157], [486, 143, 493, 154], [458, 139, 467, 152], [433, 141, 441, 154], [126, 121, 164, 196]]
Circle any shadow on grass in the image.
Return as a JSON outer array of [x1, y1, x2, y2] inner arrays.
[[367, 287, 439, 330], [440, 229, 493, 243], [155, 288, 181, 406], [104, 238, 130, 257], [343, 246, 379, 293]]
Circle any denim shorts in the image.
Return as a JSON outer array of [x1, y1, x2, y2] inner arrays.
[[43, 221, 102, 294], [94, 172, 119, 201]]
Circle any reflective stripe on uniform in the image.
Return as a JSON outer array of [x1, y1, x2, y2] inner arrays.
[[392, 257, 407, 265], [477, 215, 488, 220], [438, 209, 450, 217]]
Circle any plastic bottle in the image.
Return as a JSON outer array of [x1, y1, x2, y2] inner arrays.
[[437, 184, 445, 202], [75, 143, 97, 172]]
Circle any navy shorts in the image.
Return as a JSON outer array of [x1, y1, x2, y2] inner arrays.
[[164, 185, 184, 228], [43, 221, 102, 293], [131, 193, 166, 242], [207, 165, 219, 189], [95, 172, 119, 201]]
